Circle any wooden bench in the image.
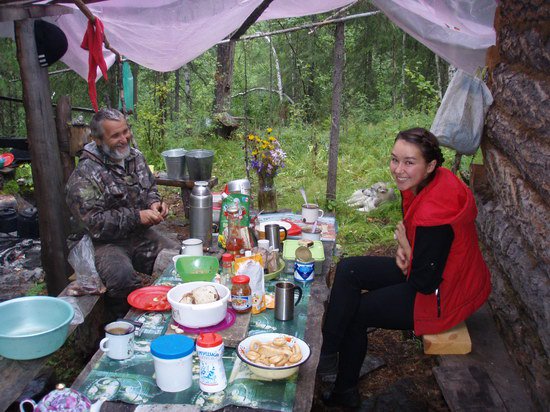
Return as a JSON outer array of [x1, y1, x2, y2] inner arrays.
[[155, 173, 218, 219], [423, 321, 472, 355]]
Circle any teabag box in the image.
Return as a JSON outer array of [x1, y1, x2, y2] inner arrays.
[[282, 240, 325, 275]]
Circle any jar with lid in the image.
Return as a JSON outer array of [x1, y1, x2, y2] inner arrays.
[[220, 253, 233, 287], [231, 275, 251, 313], [225, 205, 244, 258], [196, 332, 227, 393]]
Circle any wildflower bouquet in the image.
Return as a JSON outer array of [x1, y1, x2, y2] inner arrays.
[[246, 128, 286, 178]]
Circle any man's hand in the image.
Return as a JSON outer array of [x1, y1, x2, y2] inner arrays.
[[140, 209, 164, 226], [150, 201, 169, 218]]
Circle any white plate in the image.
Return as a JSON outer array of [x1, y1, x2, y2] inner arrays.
[[256, 220, 292, 232]]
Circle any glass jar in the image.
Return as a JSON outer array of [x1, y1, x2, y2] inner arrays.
[[231, 275, 251, 313], [257, 173, 277, 213]]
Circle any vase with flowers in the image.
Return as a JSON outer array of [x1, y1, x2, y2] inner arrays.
[[246, 128, 286, 212]]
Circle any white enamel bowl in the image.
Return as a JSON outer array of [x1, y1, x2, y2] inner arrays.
[[237, 333, 311, 380]]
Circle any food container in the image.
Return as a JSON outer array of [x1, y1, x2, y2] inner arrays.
[[173, 255, 219, 282], [282, 239, 325, 275], [237, 333, 311, 380], [0, 296, 74, 360], [151, 335, 194, 392], [166, 282, 230, 328]]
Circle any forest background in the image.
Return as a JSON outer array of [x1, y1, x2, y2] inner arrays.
[[0, 1, 468, 257]]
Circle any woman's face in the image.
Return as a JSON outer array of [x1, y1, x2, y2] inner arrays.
[[390, 139, 436, 194]]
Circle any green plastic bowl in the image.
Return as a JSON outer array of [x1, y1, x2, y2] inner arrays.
[[0, 296, 74, 360], [174, 255, 220, 283]]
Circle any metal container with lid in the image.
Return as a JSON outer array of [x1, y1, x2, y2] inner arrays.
[[189, 181, 212, 246], [17, 206, 39, 238], [0, 207, 17, 233]]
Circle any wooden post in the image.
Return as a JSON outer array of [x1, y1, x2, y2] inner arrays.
[[55, 95, 75, 184], [326, 22, 345, 203], [15, 18, 69, 296]]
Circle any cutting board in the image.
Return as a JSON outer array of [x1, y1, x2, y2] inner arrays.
[[165, 306, 251, 348]]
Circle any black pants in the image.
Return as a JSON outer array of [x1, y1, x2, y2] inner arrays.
[[321, 256, 416, 390]]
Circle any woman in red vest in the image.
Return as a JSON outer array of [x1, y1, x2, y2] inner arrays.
[[319, 128, 491, 408]]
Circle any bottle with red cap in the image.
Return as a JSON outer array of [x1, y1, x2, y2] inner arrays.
[[196, 333, 227, 393], [220, 253, 234, 288]]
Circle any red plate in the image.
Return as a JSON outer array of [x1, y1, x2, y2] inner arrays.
[[127, 285, 172, 311], [0, 153, 14, 168]]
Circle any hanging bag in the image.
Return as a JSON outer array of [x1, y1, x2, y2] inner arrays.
[[431, 69, 493, 155]]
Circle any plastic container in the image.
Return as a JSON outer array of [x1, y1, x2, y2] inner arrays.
[[282, 240, 325, 275], [196, 332, 227, 393], [161, 148, 187, 180], [220, 253, 233, 288], [174, 255, 219, 283], [150, 335, 194, 392], [231, 275, 251, 313]]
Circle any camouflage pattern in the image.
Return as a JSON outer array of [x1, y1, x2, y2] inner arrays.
[[66, 141, 160, 241]]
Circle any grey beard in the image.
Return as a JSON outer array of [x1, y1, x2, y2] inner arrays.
[[102, 143, 130, 161]]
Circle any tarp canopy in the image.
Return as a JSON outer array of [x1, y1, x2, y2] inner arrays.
[[1, 0, 496, 78]]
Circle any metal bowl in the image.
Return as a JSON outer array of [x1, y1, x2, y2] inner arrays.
[[237, 333, 311, 379], [0, 296, 74, 360]]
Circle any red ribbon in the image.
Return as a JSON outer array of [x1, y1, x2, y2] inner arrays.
[[80, 18, 109, 112]]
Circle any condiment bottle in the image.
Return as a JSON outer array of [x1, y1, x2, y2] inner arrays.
[[225, 205, 244, 258], [196, 333, 227, 393], [231, 275, 252, 313], [221, 253, 234, 287]]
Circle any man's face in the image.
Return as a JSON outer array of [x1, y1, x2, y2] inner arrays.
[[99, 119, 131, 161]]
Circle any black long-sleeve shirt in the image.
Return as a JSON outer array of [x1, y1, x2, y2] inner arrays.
[[408, 225, 454, 294]]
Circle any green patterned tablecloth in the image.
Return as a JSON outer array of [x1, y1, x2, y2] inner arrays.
[[75, 265, 312, 411]]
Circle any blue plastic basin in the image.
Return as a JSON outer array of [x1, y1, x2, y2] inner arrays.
[[0, 296, 74, 360]]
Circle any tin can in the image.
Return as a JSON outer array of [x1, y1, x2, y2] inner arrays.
[[294, 259, 315, 282]]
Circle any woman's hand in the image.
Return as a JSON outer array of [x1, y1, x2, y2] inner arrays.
[[150, 201, 169, 218], [396, 245, 410, 275]]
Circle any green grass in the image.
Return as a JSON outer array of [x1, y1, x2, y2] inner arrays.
[[148, 111, 477, 257]]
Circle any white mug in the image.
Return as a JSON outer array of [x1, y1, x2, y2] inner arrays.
[[301, 203, 324, 224], [301, 226, 321, 241], [180, 238, 203, 256], [100, 321, 135, 360]]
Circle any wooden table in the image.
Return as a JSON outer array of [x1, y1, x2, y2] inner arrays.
[[155, 173, 218, 219], [72, 241, 335, 412]]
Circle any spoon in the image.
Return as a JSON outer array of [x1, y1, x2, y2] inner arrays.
[[300, 188, 308, 207], [312, 220, 318, 234]]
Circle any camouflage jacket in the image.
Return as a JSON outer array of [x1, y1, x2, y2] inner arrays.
[[66, 142, 160, 242]]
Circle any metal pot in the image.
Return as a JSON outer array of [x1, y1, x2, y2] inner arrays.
[[0, 207, 17, 233], [17, 207, 39, 239]]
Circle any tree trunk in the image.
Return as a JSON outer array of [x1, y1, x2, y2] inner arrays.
[[15, 19, 69, 296], [213, 40, 236, 114], [326, 22, 345, 203], [55, 95, 74, 185], [183, 64, 192, 111], [265, 36, 283, 103], [435, 54, 443, 100], [174, 67, 180, 117], [132, 62, 139, 119], [401, 32, 406, 108]]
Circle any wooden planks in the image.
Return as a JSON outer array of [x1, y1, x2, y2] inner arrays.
[[423, 322, 471, 355]]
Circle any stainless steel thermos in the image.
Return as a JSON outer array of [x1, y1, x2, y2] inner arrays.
[[189, 181, 212, 247]]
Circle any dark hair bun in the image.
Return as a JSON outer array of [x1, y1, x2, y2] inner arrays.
[[396, 128, 444, 167]]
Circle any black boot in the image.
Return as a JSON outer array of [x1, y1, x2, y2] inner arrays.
[[322, 386, 361, 408], [316, 353, 338, 376]]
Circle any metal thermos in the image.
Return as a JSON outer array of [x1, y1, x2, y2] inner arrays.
[[189, 181, 212, 247]]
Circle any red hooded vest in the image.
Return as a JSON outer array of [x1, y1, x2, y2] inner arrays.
[[401, 167, 491, 335]]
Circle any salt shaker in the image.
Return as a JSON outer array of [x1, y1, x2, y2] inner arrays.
[[196, 332, 227, 393]]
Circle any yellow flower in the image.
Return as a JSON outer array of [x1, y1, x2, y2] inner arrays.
[[248, 134, 255, 140], [267, 128, 273, 133], [269, 136, 276, 142], [261, 154, 266, 159]]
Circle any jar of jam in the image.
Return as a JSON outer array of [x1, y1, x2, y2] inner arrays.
[[231, 275, 251, 313]]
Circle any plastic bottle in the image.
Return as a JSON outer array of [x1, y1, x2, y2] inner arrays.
[[225, 205, 244, 258], [196, 333, 227, 393], [220, 253, 234, 287]]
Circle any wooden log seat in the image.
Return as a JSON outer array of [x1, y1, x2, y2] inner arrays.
[[423, 321, 472, 355]]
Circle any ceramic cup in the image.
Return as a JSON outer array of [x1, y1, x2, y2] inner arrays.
[[301, 203, 324, 224], [301, 226, 322, 241], [100, 321, 135, 360], [180, 238, 203, 256]]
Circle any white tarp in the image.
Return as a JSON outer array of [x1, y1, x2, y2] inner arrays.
[[1, 0, 496, 78]]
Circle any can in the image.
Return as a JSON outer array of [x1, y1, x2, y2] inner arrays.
[[294, 259, 315, 282]]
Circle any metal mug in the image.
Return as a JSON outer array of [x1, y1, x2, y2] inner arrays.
[[264, 224, 288, 250], [274, 281, 303, 321]]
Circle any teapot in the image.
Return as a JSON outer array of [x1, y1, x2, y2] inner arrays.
[[19, 383, 105, 412]]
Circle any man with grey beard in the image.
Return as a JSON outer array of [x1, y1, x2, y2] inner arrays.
[[66, 108, 178, 318]]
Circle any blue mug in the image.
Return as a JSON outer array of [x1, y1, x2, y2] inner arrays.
[[294, 259, 314, 282]]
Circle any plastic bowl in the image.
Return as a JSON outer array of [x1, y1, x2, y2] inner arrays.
[[0, 296, 74, 360], [167, 282, 230, 328], [174, 255, 219, 283], [237, 333, 311, 380]]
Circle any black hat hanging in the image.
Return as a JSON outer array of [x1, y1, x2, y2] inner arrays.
[[34, 19, 68, 67]]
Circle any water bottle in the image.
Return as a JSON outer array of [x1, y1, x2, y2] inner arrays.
[[190, 181, 213, 247]]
